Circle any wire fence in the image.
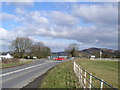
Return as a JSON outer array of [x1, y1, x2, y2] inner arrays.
[[73, 61, 117, 89]]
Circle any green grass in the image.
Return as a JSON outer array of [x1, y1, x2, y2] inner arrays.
[[76, 59, 119, 88], [1, 61, 33, 68], [40, 61, 79, 89], [40, 59, 119, 89]]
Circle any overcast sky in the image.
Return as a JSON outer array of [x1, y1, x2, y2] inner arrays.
[[0, 2, 118, 52]]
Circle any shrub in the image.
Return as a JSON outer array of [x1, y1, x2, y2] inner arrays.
[[2, 58, 20, 64], [11, 58, 20, 63]]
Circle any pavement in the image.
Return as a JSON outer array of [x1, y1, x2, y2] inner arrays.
[[0, 59, 61, 89]]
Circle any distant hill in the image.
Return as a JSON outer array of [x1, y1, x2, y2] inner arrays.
[[80, 47, 119, 58], [81, 47, 116, 54], [52, 47, 119, 58]]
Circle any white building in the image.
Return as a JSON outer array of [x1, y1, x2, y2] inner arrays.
[[90, 55, 95, 59], [0, 53, 13, 59], [33, 56, 37, 59], [58, 56, 68, 58]]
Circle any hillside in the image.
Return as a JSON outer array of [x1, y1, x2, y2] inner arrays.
[[80, 47, 119, 58], [52, 47, 119, 58]]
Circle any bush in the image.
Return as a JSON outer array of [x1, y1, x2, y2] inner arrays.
[[24, 56, 28, 59], [2, 58, 20, 64], [2, 59, 12, 64], [12, 58, 20, 63]]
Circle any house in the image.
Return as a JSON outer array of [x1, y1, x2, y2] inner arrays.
[[33, 56, 37, 59], [90, 55, 95, 59], [0, 53, 13, 59]]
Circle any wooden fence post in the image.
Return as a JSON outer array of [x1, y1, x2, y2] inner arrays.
[[84, 70, 87, 88], [73, 61, 75, 72], [100, 79, 104, 90], [80, 67, 82, 87], [78, 66, 81, 84], [89, 73, 92, 89]]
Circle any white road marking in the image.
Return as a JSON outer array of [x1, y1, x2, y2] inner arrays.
[[0, 62, 47, 77]]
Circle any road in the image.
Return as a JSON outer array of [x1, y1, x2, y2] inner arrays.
[[0, 59, 61, 89]]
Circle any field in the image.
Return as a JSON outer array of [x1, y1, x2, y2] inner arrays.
[[40, 59, 119, 89], [76, 59, 119, 88]]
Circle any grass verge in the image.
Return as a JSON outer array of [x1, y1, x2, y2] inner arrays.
[[40, 61, 79, 89], [0, 60, 33, 69]]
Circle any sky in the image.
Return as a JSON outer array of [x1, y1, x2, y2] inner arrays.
[[0, 1, 118, 52]]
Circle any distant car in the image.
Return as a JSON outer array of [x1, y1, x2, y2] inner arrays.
[[54, 58, 65, 61]]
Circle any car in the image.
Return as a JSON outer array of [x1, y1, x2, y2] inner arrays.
[[54, 58, 65, 61]]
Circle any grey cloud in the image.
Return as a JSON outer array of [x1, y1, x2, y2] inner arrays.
[[5, 2, 33, 7], [49, 11, 79, 26], [20, 11, 49, 26], [2, 13, 17, 22], [72, 3, 118, 26]]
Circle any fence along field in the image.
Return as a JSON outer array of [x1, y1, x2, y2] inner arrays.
[[40, 59, 118, 89], [73, 61, 118, 89]]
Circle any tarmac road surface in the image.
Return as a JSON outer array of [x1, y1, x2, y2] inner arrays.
[[1, 59, 60, 89]]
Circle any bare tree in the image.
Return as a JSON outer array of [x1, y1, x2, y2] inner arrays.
[[65, 43, 79, 57], [11, 37, 51, 58], [11, 37, 32, 58], [29, 42, 51, 58], [68, 43, 79, 50]]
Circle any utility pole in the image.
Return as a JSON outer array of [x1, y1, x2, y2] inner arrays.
[[100, 51, 102, 60]]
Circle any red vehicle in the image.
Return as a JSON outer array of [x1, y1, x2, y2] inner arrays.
[[54, 58, 65, 61]]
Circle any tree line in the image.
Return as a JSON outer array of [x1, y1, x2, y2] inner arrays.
[[11, 37, 51, 59], [11, 37, 118, 59]]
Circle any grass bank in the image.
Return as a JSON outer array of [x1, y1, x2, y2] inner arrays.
[[0, 60, 33, 69], [40, 61, 79, 89], [40, 59, 119, 89]]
